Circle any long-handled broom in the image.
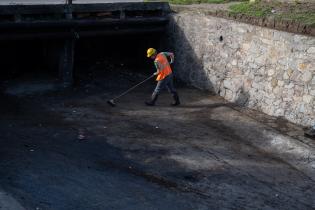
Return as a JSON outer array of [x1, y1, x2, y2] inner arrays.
[[107, 74, 155, 107]]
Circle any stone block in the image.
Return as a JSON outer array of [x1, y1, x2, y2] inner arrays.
[[271, 78, 278, 88], [293, 96, 302, 103], [274, 108, 285, 116], [301, 71, 313, 83], [303, 95, 313, 103], [307, 47, 315, 54], [273, 86, 280, 94], [278, 80, 284, 86], [287, 88, 294, 97], [243, 79, 253, 91], [261, 38, 273, 45], [256, 55, 267, 65], [294, 85, 304, 96], [283, 72, 290, 80], [284, 82, 294, 89], [262, 105, 274, 116], [242, 43, 251, 52], [283, 97, 293, 102], [278, 57, 288, 66], [298, 104, 305, 113], [267, 69, 275, 76], [287, 69, 294, 77], [298, 63, 309, 71], [310, 89, 315, 96], [225, 89, 234, 101], [273, 100, 281, 106], [290, 71, 301, 82], [219, 88, 226, 97], [223, 80, 233, 90]]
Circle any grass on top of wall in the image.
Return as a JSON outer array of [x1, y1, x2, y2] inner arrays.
[[229, 1, 272, 17], [169, 0, 243, 4], [229, 0, 315, 26], [145, 0, 245, 4]]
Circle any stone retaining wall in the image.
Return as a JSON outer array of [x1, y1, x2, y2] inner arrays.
[[167, 12, 315, 126]]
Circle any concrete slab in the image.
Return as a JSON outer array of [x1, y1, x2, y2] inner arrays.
[[0, 70, 315, 209]]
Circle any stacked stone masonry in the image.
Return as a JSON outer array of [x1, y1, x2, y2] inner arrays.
[[168, 13, 315, 126]]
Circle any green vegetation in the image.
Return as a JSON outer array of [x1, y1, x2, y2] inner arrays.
[[148, 0, 315, 27], [145, 0, 245, 5], [229, 1, 315, 26], [168, 0, 238, 4], [229, 1, 272, 17], [279, 12, 315, 27]]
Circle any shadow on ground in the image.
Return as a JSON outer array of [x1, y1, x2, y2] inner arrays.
[[0, 69, 314, 210]]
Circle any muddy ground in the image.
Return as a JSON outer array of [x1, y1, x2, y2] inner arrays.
[[0, 68, 315, 210]]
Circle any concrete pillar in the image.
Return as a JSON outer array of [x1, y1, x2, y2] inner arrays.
[[59, 0, 75, 87], [59, 39, 75, 87], [120, 9, 126, 19]]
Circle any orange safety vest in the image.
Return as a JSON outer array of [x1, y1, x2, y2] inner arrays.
[[154, 53, 172, 81]]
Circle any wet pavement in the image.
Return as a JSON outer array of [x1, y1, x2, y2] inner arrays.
[[0, 69, 315, 210]]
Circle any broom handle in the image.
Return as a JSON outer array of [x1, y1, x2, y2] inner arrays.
[[112, 74, 155, 101]]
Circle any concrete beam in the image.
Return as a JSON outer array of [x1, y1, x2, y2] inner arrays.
[[0, 2, 170, 15], [0, 26, 165, 40], [0, 17, 168, 29]]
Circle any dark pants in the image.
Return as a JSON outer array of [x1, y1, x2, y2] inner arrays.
[[153, 73, 177, 96]]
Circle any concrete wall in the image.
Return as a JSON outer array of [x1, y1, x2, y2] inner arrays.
[[167, 12, 315, 126]]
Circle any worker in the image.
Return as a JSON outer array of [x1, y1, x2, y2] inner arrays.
[[145, 48, 180, 106]]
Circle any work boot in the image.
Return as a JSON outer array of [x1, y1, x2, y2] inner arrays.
[[145, 93, 158, 106], [171, 92, 180, 106]]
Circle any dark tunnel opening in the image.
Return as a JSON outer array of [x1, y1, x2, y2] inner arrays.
[[75, 33, 162, 79], [0, 40, 58, 81], [0, 32, 163, 94]]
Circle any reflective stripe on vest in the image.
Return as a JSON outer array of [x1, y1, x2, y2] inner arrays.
[[155, 53, 172, 81]]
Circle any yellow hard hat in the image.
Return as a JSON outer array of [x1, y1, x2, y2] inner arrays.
[[147, 48, 156, 58]]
